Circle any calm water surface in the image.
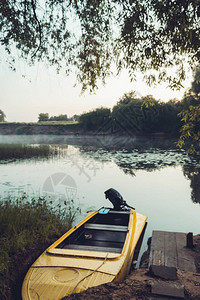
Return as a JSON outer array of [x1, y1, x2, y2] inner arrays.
[[0, 135, 200, 258]]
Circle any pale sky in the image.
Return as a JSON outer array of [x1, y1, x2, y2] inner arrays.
[[0, 57, 192, 122]]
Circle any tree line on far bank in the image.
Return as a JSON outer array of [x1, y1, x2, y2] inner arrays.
[[38, 113, 78, 122], [78, 95, 181, 134], [35, 97, 184, 135], [78, 68, 200, 152], [0, 67, 199, 151], [0, 89, 198, 141], [78, 91, 198, 135], [35, 67, 199, 140]]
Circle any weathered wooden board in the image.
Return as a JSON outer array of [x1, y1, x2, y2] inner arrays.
[[151, 282, 185, 299], [149, 231, 196, 273]]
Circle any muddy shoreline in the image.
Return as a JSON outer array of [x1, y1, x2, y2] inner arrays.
[[8, 235, 200, 300], [64, 234, 200, 299]]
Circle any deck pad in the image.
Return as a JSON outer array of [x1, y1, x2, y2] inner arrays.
[[99, 208, 110, 214]]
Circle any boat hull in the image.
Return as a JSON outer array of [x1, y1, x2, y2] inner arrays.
[[22, 209, 147, 299]]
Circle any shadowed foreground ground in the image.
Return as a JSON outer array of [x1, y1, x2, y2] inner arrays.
[[63, 235, 200, 300], [8, 235, 200, 299]]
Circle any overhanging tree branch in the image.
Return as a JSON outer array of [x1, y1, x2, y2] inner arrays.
[[1, 0, 200, 90], [30, 0, 42, 59]]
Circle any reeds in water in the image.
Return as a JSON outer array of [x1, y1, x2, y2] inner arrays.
[[0, 144, 59, 161]]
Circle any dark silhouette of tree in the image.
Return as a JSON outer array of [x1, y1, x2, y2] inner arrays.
[[79, 107, 111, 131], [38, 113, 49, 122], [177, 66, 200, 152], [192, 66, 200, 95], [112, 93, 182, 134], [49, 114, 68, 121], [183, 165, 200, 204], [0, 110, 6, 122], [1, 1, 200, 91], [78, 92, 183, 135]]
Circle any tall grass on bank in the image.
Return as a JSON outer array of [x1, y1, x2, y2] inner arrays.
[[0, 144, 59, 161], [0, 197, 80, 300]]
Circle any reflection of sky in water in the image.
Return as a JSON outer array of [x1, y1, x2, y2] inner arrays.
[[0, 135, 200, 259]]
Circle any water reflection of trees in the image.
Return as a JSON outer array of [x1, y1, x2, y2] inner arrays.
[[52, 138, 200, 181], [183, 165, 200, 204], [75, 136, 179, 152], [77, 142, 186, 176]]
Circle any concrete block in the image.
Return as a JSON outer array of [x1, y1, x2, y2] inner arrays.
[[151, 282, 185, 299], [149, 265, 177, 280]]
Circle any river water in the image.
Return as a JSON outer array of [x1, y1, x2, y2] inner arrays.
[[0, 135, 200, 258]]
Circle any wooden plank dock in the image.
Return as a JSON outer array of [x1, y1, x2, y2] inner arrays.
[[149, 230, 196, 272], [149, 231, 197, 299]]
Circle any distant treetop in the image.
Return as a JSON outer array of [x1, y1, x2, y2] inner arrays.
[[38, 113, 68, 122], [0, 110, 6, 122]]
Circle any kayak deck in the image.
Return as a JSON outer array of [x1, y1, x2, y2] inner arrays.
[[56, 210, 129, 253]]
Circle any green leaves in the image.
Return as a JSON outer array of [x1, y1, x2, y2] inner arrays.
[[1, 0, 200, 91], [0, 110, 6, 122], [177, 103, 200, 153], [38, 113, 49, 122], [79, 107, 111, 130]]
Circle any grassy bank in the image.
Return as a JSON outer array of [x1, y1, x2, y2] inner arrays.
[[0, 197, 80, 300], [37, 121, 78, 125], [0, 121, 78, 125]]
